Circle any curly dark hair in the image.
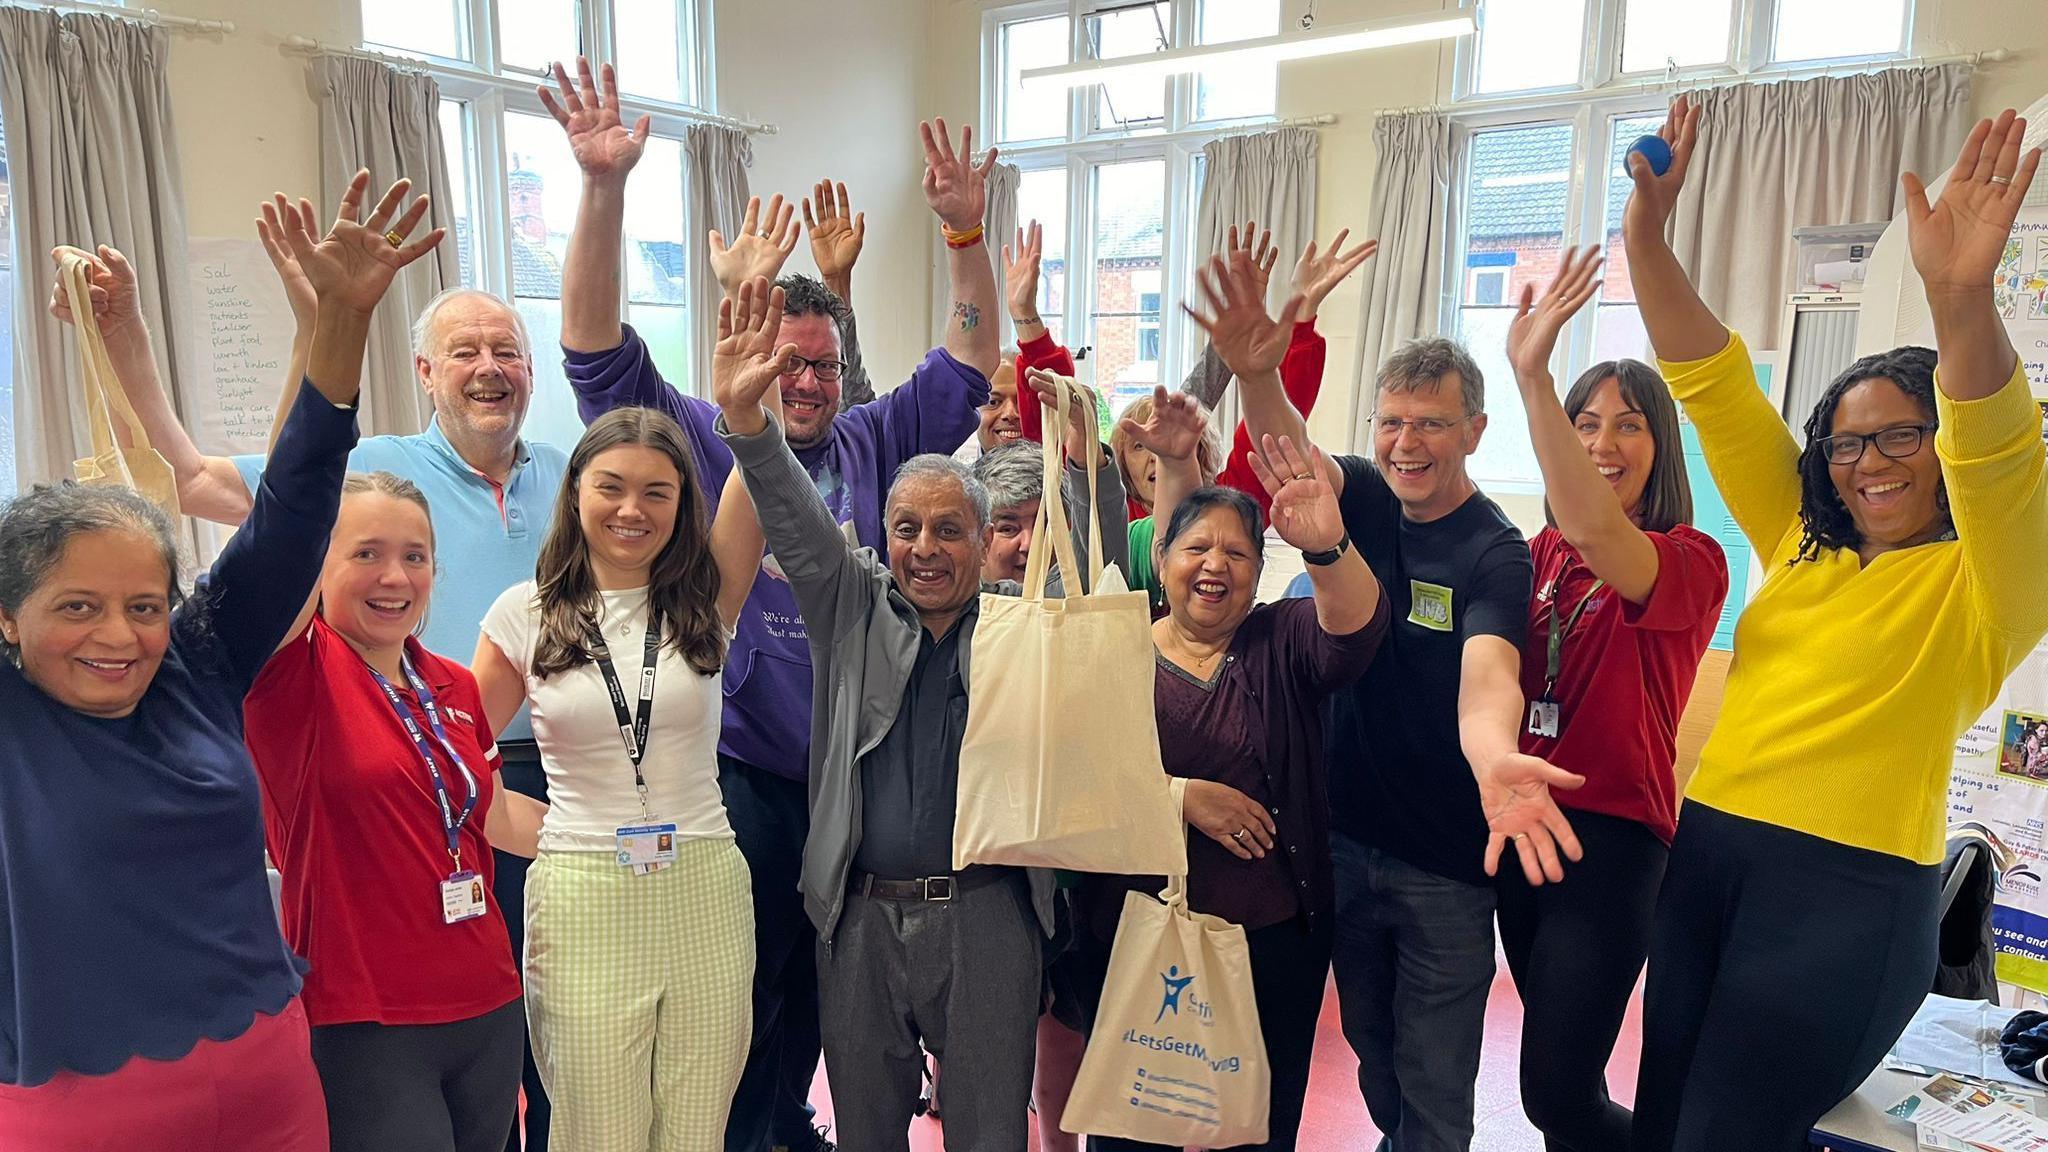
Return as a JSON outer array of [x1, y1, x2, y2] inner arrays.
[[1792, 345, 1942, 564]]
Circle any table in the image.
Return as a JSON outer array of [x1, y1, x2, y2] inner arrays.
[[1810, 1067, 1921, 1151]]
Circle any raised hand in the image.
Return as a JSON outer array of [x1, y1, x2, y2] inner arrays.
[[1227, 220, 1278, 301], [1623, 95, 1698, 246], [1022, 367, 1100, 464], [1506, 245, 1602, 384], [256, 201, 318, 326], [709, 194, 800, 298], [540, 57, 650, 183], [803, 178, 865, 284], [1904, 110, 2041, 297], [1292, 228, 1379, 318], [1183, 251, 1304, 378], [920, 118, 996, 233], [275, 170, 444, 316], [714, 277, 798, 436], [48, 244, 143, 340], [1246, 435, 1342, 554], [1479, 752, 1586, 885], [1003, 221, 1044, 322], [1117, 385, 1207, 463]]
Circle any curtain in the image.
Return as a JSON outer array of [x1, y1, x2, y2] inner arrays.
[[1186, 128, 1317, 420], [983, 159, 1020, 350], [686, 123, 751, 398], [1672, 64, 1973, 350], [1348, 111, 1453, 450], [0, 9, 190, 493], [315, 55, 457, 436]]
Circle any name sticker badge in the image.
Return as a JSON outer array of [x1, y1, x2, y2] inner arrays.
[[1407, 580, 1455, 632], [441, 871, 488, 924], [617, 822, 680, 873]]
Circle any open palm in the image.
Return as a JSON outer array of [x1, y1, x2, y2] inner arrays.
[[1904, 110, 2041, 294], [805, 179, 865, 282], [1505, 245, 1602, 382], [1003, 221, 1043, 319], [256, 201, 318, 325], [1227, 220, 1278, 301], [277, 172, 443, 315], [1185, 251, 1301, 378], [710, 195, 799, 297], [1117, 386, 1206, 463], [1247, 435, 1342, 553], [541, 57, 649, 180], [714, 277, 797, 417], [921, 117, 994, 232], [1480, 752, 1586, 886], [1292, 228, 1379, 315]]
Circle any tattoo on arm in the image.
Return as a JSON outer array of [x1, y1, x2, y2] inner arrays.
[[953, 302, 981, 332]]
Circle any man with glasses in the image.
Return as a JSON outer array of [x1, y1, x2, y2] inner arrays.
[[545, 57, 999, 1152]]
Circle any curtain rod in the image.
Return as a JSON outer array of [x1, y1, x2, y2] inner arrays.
[[17, 0, 234, 34], [993, 112, 1338, 160], [1383, 47, 2011, 117], [280, 35, 778, 136]]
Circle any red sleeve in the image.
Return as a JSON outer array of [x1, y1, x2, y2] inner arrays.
[[1014, 331, 1077, 447], [1217, 320, 1325, 517], [1621, 525, 1731, 634]]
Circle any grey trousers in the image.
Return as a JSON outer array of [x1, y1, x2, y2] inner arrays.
[[816, 873, 1043, 1152]]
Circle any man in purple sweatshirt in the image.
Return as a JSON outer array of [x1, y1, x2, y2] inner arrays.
[[543, 57, 999, 1152]]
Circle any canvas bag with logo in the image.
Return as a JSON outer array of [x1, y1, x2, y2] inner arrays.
[[61, 252, 181, 522], [952, 376, 1185, 876], [1061, 876, 1270, 1145]]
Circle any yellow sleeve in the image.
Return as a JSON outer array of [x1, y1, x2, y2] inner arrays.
[[1937, 359, 2048, 640], [1659, 332, 1804, 561]]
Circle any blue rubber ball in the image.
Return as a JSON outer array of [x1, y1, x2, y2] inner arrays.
[[1629, 134, 1672, 177]]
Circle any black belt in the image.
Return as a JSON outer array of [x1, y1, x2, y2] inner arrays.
[[851, 866, 1012, 902]]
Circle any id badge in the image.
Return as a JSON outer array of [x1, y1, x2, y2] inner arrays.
[[616, 822, 680, 870], [441, 871, 488, 924], [1526, 699, 1560, 739]]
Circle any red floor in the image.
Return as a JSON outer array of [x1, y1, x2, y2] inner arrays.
[[808, 948, 1646, 1151]]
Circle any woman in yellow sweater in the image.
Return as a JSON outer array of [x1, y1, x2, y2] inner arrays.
[[1622, 99, 2047, 1150]]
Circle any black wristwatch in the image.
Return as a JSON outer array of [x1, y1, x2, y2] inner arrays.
[[1300, 533, 1351, 567]]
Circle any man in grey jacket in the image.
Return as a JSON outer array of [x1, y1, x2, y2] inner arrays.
[[716, 302, 1125, 1150]]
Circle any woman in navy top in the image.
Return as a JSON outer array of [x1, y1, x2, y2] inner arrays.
[[0, 176, 443, 1152]]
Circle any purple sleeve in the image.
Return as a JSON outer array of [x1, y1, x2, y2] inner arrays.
[[841, 347, 991, 474], [562, 324, 703, 430]]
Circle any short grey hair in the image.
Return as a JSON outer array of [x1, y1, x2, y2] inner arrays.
[[973, 442, 1043, 514], [1377, 336, 1485, 416], [0, 483, 185, 664], [890, 454, 991, 531], [410, 289, 532, 362]]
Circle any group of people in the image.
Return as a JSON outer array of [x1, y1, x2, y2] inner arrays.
[[0, 46, 2043, 1152]]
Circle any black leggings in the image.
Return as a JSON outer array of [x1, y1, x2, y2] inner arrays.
[[1496, 808, 1666, 1152], [1634, 803, 1939, 1152], [1087, 916, 1333, 1152], [310, 997, 526, 1152]]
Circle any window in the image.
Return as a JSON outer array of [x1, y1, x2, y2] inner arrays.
[[1087, 2, 1170, 131], [1016, 168, 1070, 346], [1194, 0, 1279, 122], [438, 101, 480, 287], [1620, 0, 1736, 73], [1090, 161, 1165, 417], [1773, 0, 1909, 63], [1000, 13, 1071, 143], [497, 0, 579, 74], [1473, 0, 1585, 94], [0, 124, 13, 499], [363, 0, 464, 61]]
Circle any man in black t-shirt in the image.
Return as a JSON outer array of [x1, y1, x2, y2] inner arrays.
[[1188, 249, 1581, 1152]]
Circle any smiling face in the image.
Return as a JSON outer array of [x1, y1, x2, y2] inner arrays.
[[886, 473, 989, 626], [1571, 377, 1657, 519], [1160, 505, 1261, 640], [1372, 378, 1484, 521], [979, 359, 1023, 451], [1826, 377, 1945, 553], [417, 294, 533, 455], [577, 445, 682, 588], [319, 491, 434, 658], [0, 529, 172, 719], [984, 497, 1039, 583], [778, 312, 845, 450]]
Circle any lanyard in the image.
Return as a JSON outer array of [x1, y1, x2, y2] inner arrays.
[[1542, 560, 1607, 697], [367, 655, 480, 867], [587, 610, 662, 816]]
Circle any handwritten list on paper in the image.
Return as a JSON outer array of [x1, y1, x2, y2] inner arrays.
[[185, 237, 298, 456]]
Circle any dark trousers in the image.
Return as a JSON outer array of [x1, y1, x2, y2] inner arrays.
[[1633, 803, 1940, 1152], [719, 756, 824, 1152], [495, 743, 549, 1152], [1496, 809, 1667, 1152], [311, 997, 526, 1152], [1088, 915, 1335, 1152], [1330, 832, 1497, 1152]]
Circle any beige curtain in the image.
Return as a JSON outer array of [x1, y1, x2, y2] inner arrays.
[[1187, 127, 1317, 418], [1672, 64, 1973, 350], [0, 9, 190, 494], [984, 159, 1021, 350], [686, 123, 751, 398], [1348, 111, 1453, 450], [316, 55, 457, 437]]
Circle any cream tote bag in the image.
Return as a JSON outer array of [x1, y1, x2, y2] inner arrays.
[[61, 253, 181, 522], [1061, 876, 1271, 1146], [953, 376, 1185, 876]]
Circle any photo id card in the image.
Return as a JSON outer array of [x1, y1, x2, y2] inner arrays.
[[616, 822, 679, 870], [441, 871, 488, 924], [1526, 699, 1560, 739]]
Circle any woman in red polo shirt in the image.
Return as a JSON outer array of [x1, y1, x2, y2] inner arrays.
[[244, 463, 545, 1152], [1492, 245, 1729, 1152]]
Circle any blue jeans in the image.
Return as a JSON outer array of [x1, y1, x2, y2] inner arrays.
[[1330, 832, 1497, 1152]]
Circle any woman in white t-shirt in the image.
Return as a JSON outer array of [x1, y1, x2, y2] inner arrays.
[[473, 280, 790, 1151]]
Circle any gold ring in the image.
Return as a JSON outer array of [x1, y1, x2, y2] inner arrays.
[[385, 230, 404, 248], [1513, 833, 1529, 842]]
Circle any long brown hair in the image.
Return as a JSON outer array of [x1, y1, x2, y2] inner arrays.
[[530, 407, 726, 679], [1544, 359, 1694, 535]]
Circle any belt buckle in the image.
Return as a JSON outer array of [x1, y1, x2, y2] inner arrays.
[[923, 876, 954, 901]]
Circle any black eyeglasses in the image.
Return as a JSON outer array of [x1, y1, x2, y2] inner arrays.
[[780, 354, 847, 384], [1814, 423, 1935, 466]]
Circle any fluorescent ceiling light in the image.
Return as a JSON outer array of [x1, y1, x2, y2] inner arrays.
[[1019, 12, 1475, 92]]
